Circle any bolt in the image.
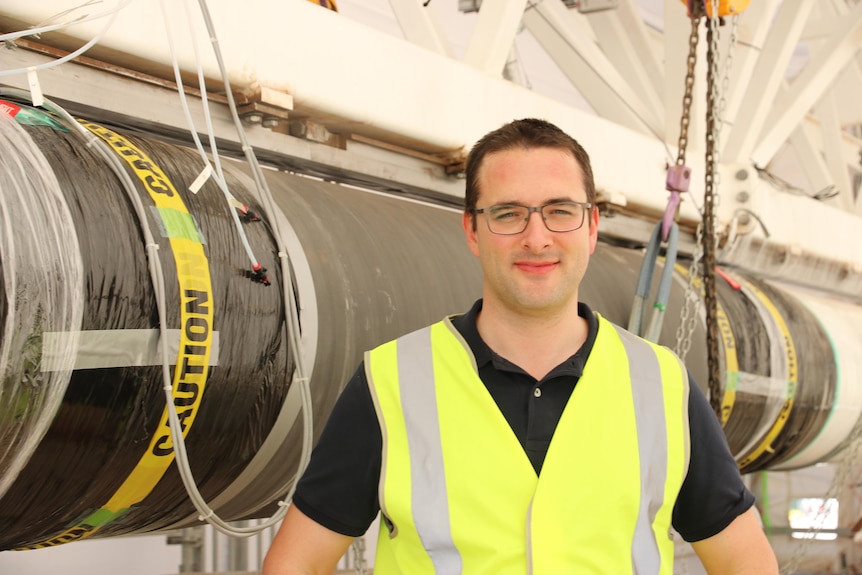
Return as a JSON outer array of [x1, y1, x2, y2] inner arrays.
[[736, 191, 749, 203], [242, 112, 263, 124], [735, 169, 749, 181]]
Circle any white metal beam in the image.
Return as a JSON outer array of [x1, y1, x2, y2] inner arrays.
[[722, 0, 816, 164], [521, 0, 663, 139], [502, 46, 526, 86], [584, 0, 664, 127], [828, 0, 862, 128], [800, 0, 860, 214], [826, 59, 862, 127], [0, 47, 466, 200], [463, 0, 528, 76], [801, 14, 840, 42], [718, 0, 780, 150], [787, 122, 833, 200], [788, 114, 862, 192], [753, 0, 862, 167], [386, 0, 453, 57], [816, 93, 855, 211]]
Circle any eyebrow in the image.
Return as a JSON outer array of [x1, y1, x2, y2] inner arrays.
[[492, 197, 577, 206]]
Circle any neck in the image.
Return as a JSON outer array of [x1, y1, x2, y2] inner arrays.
[[476, 299, 588, 380]]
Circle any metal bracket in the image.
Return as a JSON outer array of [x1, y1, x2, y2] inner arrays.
[[283, 119, 347, 149], [571, 0, 619, 13], [460, 0, 618, 13], [237, 85, 294, 128]]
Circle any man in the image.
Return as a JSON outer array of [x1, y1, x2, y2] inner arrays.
[[263, 118, 779, 574]]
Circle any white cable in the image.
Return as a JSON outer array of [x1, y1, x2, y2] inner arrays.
[[137, 0, 315, 537], [0, 0, 132, 77], [180, 0, 225, 185], [3, 0, 313, 538], [157, 0, 259, 269], [0, 0, 125, 43], [2, 86, 309, 537]]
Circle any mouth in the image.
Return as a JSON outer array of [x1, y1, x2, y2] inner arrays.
[[514, 260, 558, 274]]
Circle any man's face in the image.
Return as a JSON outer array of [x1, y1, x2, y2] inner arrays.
[[462, 146, 599, 317]]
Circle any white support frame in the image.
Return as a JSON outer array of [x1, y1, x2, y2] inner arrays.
[[722, 0, 816, 164], [718, 0, 779, 149], [386, 0, 453, 57], [522, 0, 663, 138], [752, 0, 862, 167], [463, 0, 528, 76], [788, 123, 833, 200], [2, 0, 862, 260], [816, 92, 855, 212], [835, 60, 862, 127], [583, 0, 664, 128]]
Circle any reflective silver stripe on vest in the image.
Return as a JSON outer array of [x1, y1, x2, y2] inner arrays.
[[525, 502, 534, 575], [616, 327, 667, 575], [397, 326, 463, 574]]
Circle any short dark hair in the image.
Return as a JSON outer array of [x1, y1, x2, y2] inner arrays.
[[464, 118, 596, 227]]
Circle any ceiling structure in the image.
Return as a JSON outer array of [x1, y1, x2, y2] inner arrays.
[[2, 2, 862, 571], [1, 0, 860, 300], [336, 0, 862, 216]]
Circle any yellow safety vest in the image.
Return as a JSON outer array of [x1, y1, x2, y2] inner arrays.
[[366, 313, 690, 574]]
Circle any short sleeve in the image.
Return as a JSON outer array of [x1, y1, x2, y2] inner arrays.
[[291, 362, 382, 537], [672, 375, 755, 541]]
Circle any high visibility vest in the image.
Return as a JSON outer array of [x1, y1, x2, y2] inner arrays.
[[365, 313, 690, 574]]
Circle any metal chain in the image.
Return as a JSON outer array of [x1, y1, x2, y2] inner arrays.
[[780, 417, 862, 574], [708, 10, 738, 191], [675, 15, 701, 167], [351, 536, 367, 575], [672, 13, 704, 361], [703, 0, 723, 418], [670, 8, 739, 371], [718, 13, 740, 142], [674, 222, 704, 361]]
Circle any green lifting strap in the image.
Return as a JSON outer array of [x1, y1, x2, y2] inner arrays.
[[628, 220, 679, 343]]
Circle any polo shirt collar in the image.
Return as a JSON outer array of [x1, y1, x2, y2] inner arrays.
[[450, 299, 598, 378]]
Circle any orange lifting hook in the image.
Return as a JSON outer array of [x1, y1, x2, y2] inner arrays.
[[681, 0, 750, 18]]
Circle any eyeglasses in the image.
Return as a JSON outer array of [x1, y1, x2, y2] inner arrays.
[[469, 201, 592, 235]]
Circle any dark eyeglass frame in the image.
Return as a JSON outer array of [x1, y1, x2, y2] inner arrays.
[[468, 200, 593, 235]]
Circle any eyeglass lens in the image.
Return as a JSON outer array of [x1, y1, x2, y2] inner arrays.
[[486, 202, 587, 234]]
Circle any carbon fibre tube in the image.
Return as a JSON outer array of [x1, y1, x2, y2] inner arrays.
[[0, 100, 860, 550]]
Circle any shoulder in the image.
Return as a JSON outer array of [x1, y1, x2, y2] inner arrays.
[[593, 316, 687, 379]]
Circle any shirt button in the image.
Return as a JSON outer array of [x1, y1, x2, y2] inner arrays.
[[534, 388, 542, 398]]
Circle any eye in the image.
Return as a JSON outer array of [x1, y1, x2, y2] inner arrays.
[[489, 206, 526, 221], [545, 202, 578, 217]]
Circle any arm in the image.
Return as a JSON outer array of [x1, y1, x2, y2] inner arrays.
[[262, 504, 355, 575], [263, 365, 382, 574], [691, 507, 779, 574]]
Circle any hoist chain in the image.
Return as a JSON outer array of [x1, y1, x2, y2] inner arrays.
[[780, 415, 862, 574], [674, 223, 704, 362], [719, 14, 740, 138], [675, 5, 739, 376], [675, 16, 701, 167], [703, 1, 722, 419], [352, 536, 368, 575], [673, 14, 704, 362]]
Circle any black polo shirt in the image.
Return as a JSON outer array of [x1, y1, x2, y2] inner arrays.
[[293, 300, 754, 542]]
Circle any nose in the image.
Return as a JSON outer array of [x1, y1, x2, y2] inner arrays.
[[521, 210, 552, 250]]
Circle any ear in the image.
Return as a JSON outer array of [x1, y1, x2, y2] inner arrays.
[[588, 207, 599, 255], [463, 211, 480, 257]]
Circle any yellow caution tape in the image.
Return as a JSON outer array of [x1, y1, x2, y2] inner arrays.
[[22, 122, 214, 548]]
